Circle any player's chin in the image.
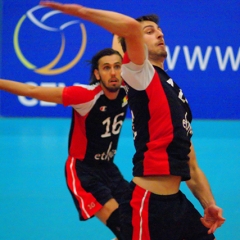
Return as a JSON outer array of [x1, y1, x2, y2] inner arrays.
[[107, 85, 120, 92]]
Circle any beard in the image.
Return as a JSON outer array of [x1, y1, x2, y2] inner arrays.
[[149, 46, 168, 60], [160, 50, 168, 58], [100, 80, 120, 93], [152, 49, 167, 59]]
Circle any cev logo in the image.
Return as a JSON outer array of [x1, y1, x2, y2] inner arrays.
[[13, 5, 87, 75]]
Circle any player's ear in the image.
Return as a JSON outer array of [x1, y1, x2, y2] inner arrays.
[[93, 69, 100, 81]]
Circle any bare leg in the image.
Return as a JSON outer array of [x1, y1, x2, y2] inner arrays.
[[95, 198, 121, 239], [95, 198, 119, 224]]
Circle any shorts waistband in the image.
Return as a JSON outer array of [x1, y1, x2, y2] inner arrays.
[[130, 181, 184, 200]]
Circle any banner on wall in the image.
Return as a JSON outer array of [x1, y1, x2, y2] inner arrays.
[[0, 0, 239, 119]]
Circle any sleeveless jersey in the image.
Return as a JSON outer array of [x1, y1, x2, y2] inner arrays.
[[62, 83, 128, 163], [121, 49, 192, 180]]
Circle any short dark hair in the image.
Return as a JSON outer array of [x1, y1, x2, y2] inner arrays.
[[88, 48, 122, 85], [119, 14, 159, 52], [135, 14, 159, 24]]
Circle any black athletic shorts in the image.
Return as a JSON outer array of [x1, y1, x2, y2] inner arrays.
[[119, 181, 215, 240], [65, 156, 130, 221]]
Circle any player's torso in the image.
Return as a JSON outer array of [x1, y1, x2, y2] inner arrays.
[[127, 66, 192, 178], [69, 87, 128, 163]]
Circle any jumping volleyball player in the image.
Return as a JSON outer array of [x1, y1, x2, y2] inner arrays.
[[0, 48, 129, 240], [39, 1, 225, 240]]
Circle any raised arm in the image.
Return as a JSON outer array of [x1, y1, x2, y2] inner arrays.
[[186, 142, 225, 234], [39, 1, 145, 65], [0, 79, 63, 104], [112, 35, 124, 57]]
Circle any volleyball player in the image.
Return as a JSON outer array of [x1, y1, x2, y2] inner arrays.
[[0, 48, 129, 240]]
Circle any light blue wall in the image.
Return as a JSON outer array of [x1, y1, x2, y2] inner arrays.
[[0, 118, 239, 239]]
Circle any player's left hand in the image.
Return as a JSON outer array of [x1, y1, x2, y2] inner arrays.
[[200, 204, 225, 234]]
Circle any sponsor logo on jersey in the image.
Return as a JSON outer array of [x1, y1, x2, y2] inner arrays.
[[122, 95, 128, 107], [100, 106, 107, 112], [167, 78, 174, 87], [167, 78, 189, 104], [182, 112, 193, 136], [94, 142, 116, 161]]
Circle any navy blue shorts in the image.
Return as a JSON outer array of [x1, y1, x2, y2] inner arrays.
[[65, 156, 130, 220], [119, 181, 215, 240]]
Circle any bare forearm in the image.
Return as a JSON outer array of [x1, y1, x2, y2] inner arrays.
[[186, 168, 216, 209], [1, 79, 35, 96], [40, 2, 141, 38], [40, 1, 145, 64], [78, 7, 139, 37], [0, 79, 63, 103], [75, 6, 145, 64]]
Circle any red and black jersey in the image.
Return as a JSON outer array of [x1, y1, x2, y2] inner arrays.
[[122, 49, 192, 180], [62, 83, 128, 163]]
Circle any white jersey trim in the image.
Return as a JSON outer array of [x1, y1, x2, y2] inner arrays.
[[69, 157, 90, 219], [121, 45, 155, 90], [71, 90, 103, 116]]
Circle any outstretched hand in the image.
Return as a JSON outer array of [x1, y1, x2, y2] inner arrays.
[[200, 204, 225, 234], [39, 1, 84, 17]]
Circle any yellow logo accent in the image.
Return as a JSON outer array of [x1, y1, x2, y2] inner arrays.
[[13, 5, 87, 75]]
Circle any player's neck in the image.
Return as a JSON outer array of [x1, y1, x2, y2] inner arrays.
[[149, 59, 164, 69], [103, 89, 119, 100]]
